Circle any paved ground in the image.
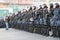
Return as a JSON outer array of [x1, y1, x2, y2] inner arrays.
[[0, 28, 60, 40]]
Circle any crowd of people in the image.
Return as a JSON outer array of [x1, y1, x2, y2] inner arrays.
[[0, 3, 60, 37]]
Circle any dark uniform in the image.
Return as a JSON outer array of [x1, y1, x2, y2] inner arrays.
[[36, 5, 43, 33], [41, 4, 49, 35], [48, 3, 54, 36], [52, 3, 60, 37]]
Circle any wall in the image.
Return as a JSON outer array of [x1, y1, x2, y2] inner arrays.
[[33, 0, 60, 7]]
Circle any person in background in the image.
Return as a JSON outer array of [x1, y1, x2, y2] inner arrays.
[[4, 14, 9, 30]]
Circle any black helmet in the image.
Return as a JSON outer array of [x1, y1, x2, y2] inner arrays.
[[29, 7, 32, 10], [43, 4, 48, 8], [44, 5, 48, 8], [55, 3, 59, 5], [39, 5, 42, 9], [55, 3, 59, 8], [43, 4, 46, 6], [50, 3, 54, 8], [50, 3, 53, 6], [34, 6, 36, 10]]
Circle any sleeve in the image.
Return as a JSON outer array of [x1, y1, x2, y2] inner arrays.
[[59, 9, 60, 14], [4, 16, 6, 21]]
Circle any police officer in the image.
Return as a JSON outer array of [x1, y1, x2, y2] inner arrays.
[[49, 3, 54, 36], [32, 6, 39, 33], [49, 3, 54, 18], [36, 5, 43, 33], [53, 3, 60, 37], [27, 7, 34, 32], [53, 3, 60, 26], [41, 4, 49, 35], [32, 6, 37, 33], [43, 4, 48, 25], [37, 5, 43, 25]]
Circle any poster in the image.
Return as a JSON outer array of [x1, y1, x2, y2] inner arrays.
[[18, 0, 32, 5], [0, 0, 8, 3]]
